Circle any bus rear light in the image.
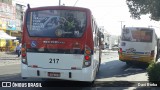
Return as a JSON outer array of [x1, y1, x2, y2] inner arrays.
[[21, 48, 26, 52], [22, 59, 26, 62], [21, 43, 27, 65], [119, 48, 122, 54], [22, 53, 26, 57], [84, 61, 91, 66], [151, 50, 154, 57], [85, 56, 90, 60], [83, 45, 91, 68], [22, 59, 27, 64], [85, 50, 91, 55]]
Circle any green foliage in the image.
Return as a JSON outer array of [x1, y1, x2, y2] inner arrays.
[[126, 0, 160, 21], [147, 62, 160, 84]]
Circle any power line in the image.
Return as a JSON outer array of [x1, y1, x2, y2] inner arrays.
[[74, 0, 79, 6], [59, 0, 61, 6]]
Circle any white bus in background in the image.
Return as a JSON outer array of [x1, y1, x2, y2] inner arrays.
[[118, 27, 159, 65]]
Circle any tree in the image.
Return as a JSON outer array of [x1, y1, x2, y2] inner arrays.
[[126, 0, 160, 21]]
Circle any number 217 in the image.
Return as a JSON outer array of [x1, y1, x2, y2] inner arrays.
[[49, 58, 59, 63]]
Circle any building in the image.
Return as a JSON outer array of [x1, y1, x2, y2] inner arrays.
[[99, 26, 111, 49], [103, 32, 110, 46], [12, 3, 25, 42], [108, 35, 119, 50], [0, 0, 12, 5], [99, 26, 120, 50], [99, 26, 105, 33], [0, 0, 25, 51]]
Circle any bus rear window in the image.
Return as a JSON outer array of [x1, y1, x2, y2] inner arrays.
[[121, 28, 153, 42], [26, 10, 87, 38]]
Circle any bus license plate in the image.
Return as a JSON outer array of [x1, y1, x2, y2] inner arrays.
[[48, 72, 60, 77]]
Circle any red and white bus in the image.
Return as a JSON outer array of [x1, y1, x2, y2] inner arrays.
[[21, 5, 102, 82]]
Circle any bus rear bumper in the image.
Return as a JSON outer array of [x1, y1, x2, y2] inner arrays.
[[21, 63, 95, 82], [119, 55, 154, 63]]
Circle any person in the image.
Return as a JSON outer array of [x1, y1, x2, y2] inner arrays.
[[16, 43, 22, 57]]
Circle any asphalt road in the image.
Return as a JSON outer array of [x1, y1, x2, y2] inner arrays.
[[0, 50, 159, 90]]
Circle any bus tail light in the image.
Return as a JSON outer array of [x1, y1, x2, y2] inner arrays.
[[84, 61, 91, 66], [21, 48, 26, 53], [85, 55, 90, 60], [83, 45, 92, 68], [21, 43, 28, 65], [85, 50, 91, 55], [119, 48, 122, 54], [151, 50, 154, 57], [22, 58, 27, 63], [22, 53, 26, 57]]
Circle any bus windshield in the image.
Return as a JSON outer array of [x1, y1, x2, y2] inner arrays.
[[121, 28, 153, 42], [26, 10, 87, 38]]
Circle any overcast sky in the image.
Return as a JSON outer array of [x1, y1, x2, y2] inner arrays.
[[14, 0, 160, 36]]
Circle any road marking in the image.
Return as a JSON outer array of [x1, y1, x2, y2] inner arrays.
[[124, 87, 137, 90]]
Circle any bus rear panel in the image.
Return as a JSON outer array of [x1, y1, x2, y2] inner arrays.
[[21, 6, 100, 82], [119, 27, 157, 64]]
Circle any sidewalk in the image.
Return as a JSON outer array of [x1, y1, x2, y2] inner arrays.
[[0, 51, 21, 66]]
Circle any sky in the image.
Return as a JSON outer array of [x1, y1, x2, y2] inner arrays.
[[14, 0, 160, 36]]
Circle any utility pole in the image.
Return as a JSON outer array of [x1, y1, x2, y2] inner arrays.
[[119, 21, 124, 30], [118, 21, 124, 45], [59, 0, 61, 6]]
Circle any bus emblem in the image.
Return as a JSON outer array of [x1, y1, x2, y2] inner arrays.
[[31, 41, 37, 47]]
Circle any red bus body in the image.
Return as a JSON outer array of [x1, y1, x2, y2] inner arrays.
[[21, 6, 101, 82]]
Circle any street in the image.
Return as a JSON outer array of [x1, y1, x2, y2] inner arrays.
[[0, 51, 159, 90], [0, 0, 160, 90]]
